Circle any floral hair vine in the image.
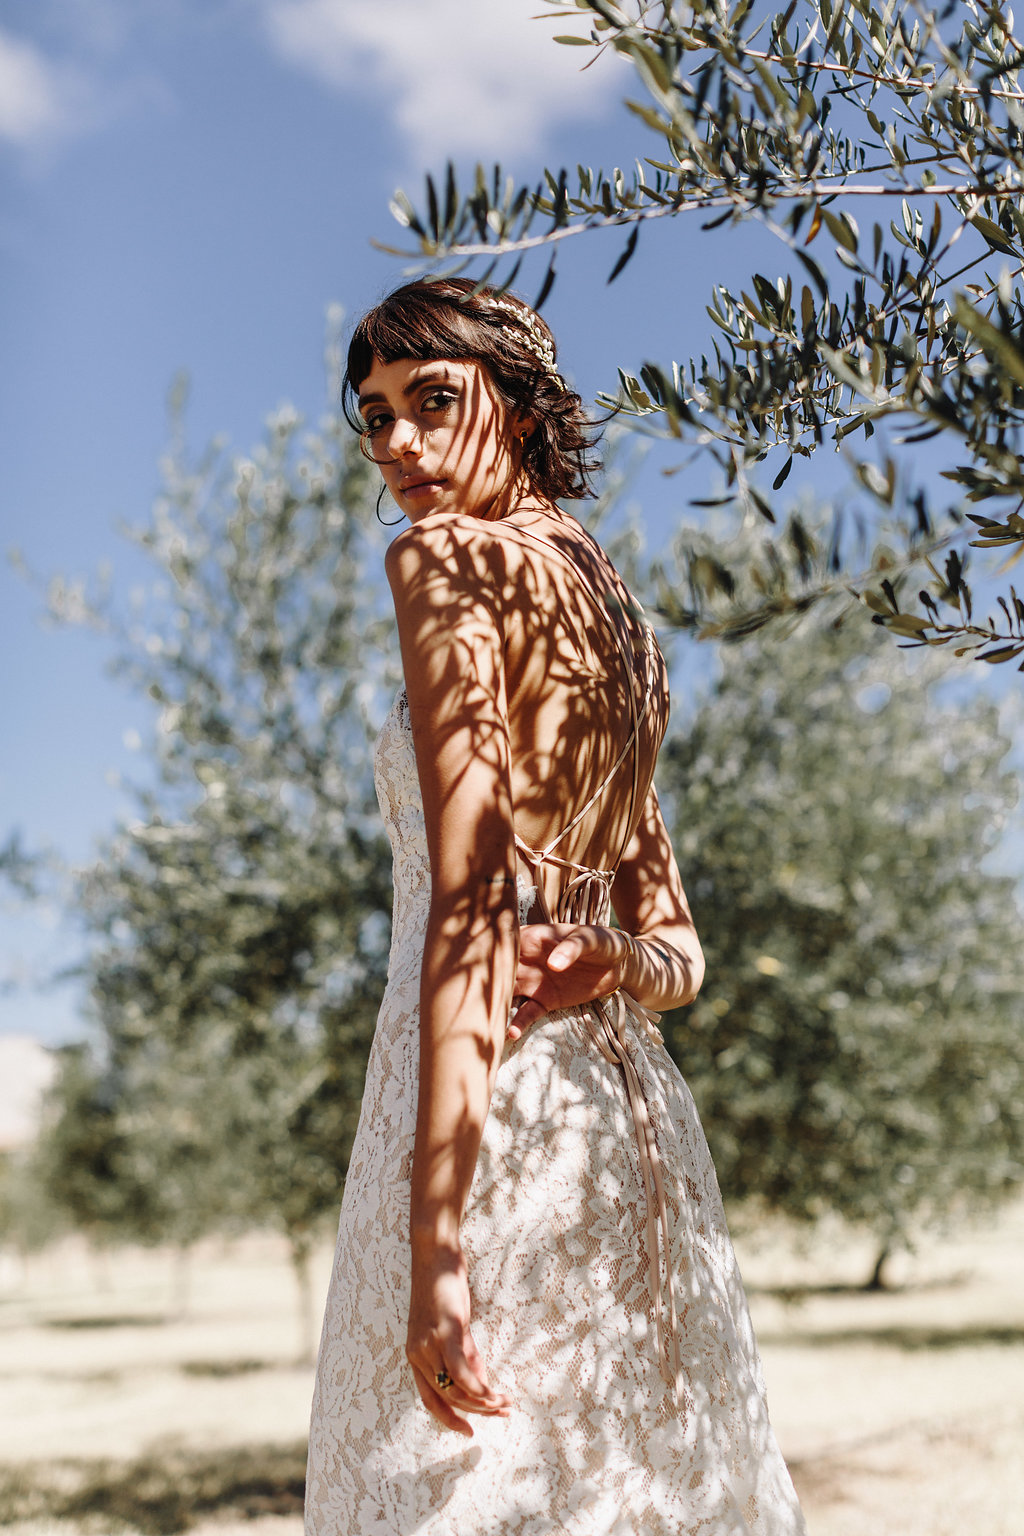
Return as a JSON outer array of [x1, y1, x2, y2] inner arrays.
[[487, 295, 566, 392]]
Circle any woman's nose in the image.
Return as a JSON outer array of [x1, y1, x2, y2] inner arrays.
[[386, 414, 422, 458]]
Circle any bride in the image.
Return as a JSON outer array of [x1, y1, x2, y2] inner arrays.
[[305, 277, 807, 1535]]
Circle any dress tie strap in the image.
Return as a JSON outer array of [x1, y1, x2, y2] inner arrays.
[[512, 857, 681, 1391], [584, 990, 682, 1402], [513, 837, 615, 926]]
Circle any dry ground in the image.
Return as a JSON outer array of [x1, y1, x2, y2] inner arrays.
[[1, 1202, 1021, 1536]]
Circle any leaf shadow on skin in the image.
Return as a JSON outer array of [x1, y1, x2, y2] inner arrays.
[[393, 501, 672, 924]]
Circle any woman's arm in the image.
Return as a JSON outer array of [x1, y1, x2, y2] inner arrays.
[[608, 781, 705, 1007], [511, 784, 704, 1034], [386, 516, 517, 1436]]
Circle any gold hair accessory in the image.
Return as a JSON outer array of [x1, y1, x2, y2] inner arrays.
[[488, 296, 565, 391]]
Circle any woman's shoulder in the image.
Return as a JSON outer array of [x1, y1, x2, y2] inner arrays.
[[384, 521, 522, 645], [384, 506, 601, 591], [386, 509, 525, 570], [383, 509, 646, 661]]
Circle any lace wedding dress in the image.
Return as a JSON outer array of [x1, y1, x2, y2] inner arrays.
[[305, 685, 807, 1536]]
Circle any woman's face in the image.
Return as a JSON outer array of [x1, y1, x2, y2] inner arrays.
[[356, 356, 525, 524]]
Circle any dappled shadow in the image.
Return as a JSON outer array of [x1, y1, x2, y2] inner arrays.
[[785, 1440, 907, 1503], [784, 1410, 996, 1503], [180, 1357, 269, 1378], [385, 489, 671, 926], [0, 1440, 307, 1534], [0, 1357, 280, 1386], [747, 1270, 973, 1302], [0, 1357, 284, 1394], [44, 1313, 168, 1330], [758, 1321, 1024, 1351]]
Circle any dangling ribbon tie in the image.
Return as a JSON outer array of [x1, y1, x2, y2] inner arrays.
[[584, 988, 682, 1402]]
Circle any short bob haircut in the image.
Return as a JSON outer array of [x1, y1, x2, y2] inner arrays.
[[342, 278, 601, 501]]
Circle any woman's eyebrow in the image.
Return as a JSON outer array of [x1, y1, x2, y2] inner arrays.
[[357, 368, 455, 411]]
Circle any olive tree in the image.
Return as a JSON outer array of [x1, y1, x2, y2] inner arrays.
[[657, 606, 1024, 1281], [389, 0, 1024, 664], [38, 375, 397, 1352]]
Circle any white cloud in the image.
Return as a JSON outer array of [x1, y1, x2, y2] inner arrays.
[[0, 27, 67, 145], [0, 7, 178, 158], [261, 0, 617, 162]]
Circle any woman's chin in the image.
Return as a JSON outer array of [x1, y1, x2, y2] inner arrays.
[[400, 482, 450, 519]]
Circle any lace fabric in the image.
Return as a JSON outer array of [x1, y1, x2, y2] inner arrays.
[[305, 687, 807, 1535]]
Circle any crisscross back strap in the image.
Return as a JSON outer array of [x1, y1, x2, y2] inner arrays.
[[509, 523, 657, 921]]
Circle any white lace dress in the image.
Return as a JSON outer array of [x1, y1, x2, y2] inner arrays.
[[305, 688, 807, 1536]]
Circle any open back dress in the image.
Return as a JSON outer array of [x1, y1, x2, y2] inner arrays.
[[305, 528, 807, 1536]]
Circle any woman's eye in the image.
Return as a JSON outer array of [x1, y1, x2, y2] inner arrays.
[[364, 412, 390, 434], [421, 389, 458, 413]]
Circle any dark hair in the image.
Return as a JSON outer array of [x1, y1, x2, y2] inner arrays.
[[342, 278, 601, 500]]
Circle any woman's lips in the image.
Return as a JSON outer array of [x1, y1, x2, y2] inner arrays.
[[401, 478, 445, 496]]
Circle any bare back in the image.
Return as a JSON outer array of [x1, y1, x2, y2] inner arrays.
[[481, 507, 670, 922], [385, 503, 670, 939]]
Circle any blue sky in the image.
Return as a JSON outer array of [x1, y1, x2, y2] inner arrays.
[[2, 1, 1020, 1044], [0, 0, 753, 1044]]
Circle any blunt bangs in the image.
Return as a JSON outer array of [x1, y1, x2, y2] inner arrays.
[[344, 291, 489, 431], [342, 279, 602, 500]]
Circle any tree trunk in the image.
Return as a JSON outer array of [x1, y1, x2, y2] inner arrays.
[[290, 1230, 315, 1366], [864, 1241, 891, 1291]]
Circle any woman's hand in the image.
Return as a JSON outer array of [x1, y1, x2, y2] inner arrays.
[[509, 923, 629, 1040], [406, 1241, 512, 1436]]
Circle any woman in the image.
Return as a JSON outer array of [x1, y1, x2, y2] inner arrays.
[[306, 279, 807, 1535]]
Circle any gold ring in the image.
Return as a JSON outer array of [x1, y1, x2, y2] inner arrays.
[[434, 1369, 453, 1391]]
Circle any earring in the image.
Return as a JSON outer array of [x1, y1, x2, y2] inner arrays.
[[519, 428, 529, 445], [375, 483, 404, 527]]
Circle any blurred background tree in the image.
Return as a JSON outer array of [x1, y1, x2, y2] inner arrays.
[[658, 590, 1024, 1284], [33, 375, 397, 1355], [394, 0, 1024, 665]]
